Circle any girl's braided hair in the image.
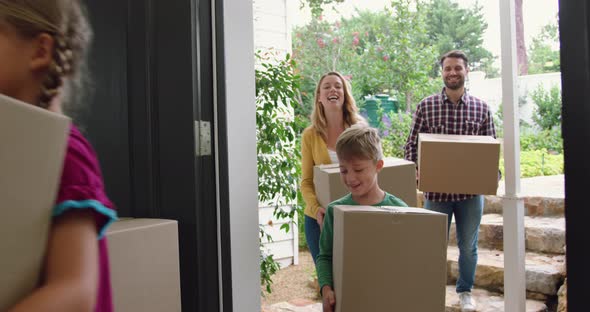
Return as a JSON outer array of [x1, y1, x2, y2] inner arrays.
[[0, 0, 92, 109]]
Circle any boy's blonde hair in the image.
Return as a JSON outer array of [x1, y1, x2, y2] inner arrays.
[[336, 124, 383, 162], [0, 0, 92, 109]]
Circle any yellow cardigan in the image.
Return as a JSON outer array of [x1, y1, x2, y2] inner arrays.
[[300, 127, 333, 219]]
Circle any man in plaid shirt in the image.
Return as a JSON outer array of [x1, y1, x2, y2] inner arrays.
[[404, 50, 496, 312]]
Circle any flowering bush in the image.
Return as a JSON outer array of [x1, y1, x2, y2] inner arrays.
[[292, 1, 439, 120], [377, 110, 414, 159]]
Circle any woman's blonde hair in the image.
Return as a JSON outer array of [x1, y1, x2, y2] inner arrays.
[[309, 71, 364, 139], [0, 0, 92, 109]]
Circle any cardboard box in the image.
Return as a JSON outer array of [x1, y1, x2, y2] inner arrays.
[[106, 218, 181, 312], [333, 205, 447, 312], [0, 94, 70, 310], [314, 157, 417, 208], [418, 133, 500, 195]]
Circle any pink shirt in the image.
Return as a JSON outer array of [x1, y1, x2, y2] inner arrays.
[[53, 125, 117, 312]]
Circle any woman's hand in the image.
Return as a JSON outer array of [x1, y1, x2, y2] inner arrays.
[[316, 207, 326, 231], [321, 285, 336, 312]]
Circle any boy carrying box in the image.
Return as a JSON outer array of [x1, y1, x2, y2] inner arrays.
[[317, 124, 408, 312]]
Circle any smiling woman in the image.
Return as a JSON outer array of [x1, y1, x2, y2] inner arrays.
[[299, 71, 365, 268]]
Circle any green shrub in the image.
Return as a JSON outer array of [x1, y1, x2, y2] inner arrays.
[[520, 127, 563, 153], [297, 191, 308, 251], [531, 84, 562, 131], [380, 111, 413, 158], [260, 248, 280, 295], [256, 51, 302, 293], [500, 149, 563, 178]]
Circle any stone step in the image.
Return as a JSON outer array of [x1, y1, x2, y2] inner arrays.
[[485, 196, 564, 217], [446, 246, 566, 297], [417, 192, 565, 217], [445, 286, 548, 312], [449, 214, 566, 254]]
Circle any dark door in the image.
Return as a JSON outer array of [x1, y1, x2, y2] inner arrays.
[[81, 1, 228, 311], [560, 2, 590, 311]]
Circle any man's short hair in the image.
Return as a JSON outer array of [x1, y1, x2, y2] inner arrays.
[[440, 50, 469, 68], [336, 124, 383, 162]]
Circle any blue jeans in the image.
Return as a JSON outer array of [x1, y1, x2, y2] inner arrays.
[[424, 195, 483, 293], [304, 215, 321, 265]]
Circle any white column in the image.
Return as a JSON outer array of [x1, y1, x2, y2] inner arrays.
[[219, 0, 261, 311], [499, 1, 526, 311]]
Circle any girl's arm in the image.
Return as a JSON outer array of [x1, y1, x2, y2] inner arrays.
[[9, 210, 98, 312]]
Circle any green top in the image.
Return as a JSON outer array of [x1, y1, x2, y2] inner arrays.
[[316, 192, 408, 293]]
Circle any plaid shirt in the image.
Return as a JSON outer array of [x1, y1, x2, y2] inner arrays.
[[404, 88, 497, 202]]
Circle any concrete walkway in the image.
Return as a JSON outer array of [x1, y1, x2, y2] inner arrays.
[[262, 300, 322, 312], [497, 174, 564, 198]]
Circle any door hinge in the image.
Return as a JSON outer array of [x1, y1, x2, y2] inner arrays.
[[195, 120, 211, 156]]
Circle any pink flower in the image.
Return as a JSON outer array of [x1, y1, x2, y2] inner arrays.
[[343, 74, 353, 81], [383, 55, 390, 61], [332, 37, 340, 44], [318, 15, 323, 21], [365, 31, 369, 36], [335, 21, 341, 28], [317, 38, 325, 48], [352, 37, 360, 46], [376, 46, 383, 52]]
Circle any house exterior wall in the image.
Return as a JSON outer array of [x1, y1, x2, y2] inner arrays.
[[253, 0, 292, 56], [253, 0, 299, 268]]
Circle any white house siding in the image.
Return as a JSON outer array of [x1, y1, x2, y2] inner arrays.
[[253, 0, 299, 267], [259, 206, 298, 268], [253, 0, 291, 56]]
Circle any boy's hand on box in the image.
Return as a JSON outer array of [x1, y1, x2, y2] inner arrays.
[[316, 207, 326, 231], [321, 285, 335, 312]]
